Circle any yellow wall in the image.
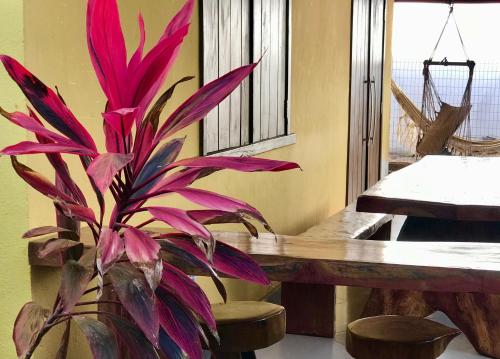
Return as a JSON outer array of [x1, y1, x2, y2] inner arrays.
[[381, 0, 394, 175], [0, 1, 31, 358], [0, 0, 392, 357]]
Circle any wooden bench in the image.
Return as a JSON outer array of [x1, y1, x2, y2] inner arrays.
[[28, 203, 500, 356]]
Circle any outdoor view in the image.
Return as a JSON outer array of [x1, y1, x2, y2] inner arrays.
[[391, 2, 500, 156]]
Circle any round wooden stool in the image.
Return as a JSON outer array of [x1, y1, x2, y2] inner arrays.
[[346, 315, 461, 359], [210, 301, 286, 359]]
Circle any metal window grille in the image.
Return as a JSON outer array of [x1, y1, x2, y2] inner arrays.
[[390, 60, 500, 155]]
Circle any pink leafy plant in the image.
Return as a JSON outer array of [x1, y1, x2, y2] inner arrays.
[[2, 0, 299, 358]]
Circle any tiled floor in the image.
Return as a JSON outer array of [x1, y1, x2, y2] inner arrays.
[[258, 312, 487, 358]]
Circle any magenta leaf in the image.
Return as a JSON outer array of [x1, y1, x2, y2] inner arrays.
[[86, 152, 134, 194], [13, 302, 50, 359], [163, 0, 195, 39], [123, 227, 162, 290], [59, 259, 94, 313], [167, 235, 270, 285], [1, 109, 79, 145], [173, 155, 301, 172], [33, 121, 88, 206], [22, 226, 74, 239], [1, 141, 97, 156], [107, 316, 160, 359], [11, 157, 75, 203], [156, 287, 203, 359], [123, 227, 160, 264], [103, 120, 123, 153], [73, 316, 118, 359], [173, 188, 272, 232], [148, 206, 212, 240], [149, 168, 214, 194], [102, 107, 138, 136], [128, 13, 146, 75], [0, 55, 97, 151], [128, 25, 190, 124], [156, 63, 257, 142], [55, 202, 97, 224], [108, 263, 160, 347], [160, 261, 216, 332], [97, 229, 124, 275], [86, 0, 127, 109]]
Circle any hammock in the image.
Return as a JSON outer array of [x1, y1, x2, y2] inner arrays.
[[392, 80, 500, 156], [412, 4, 477, 156], [417, 60, 474, 155]]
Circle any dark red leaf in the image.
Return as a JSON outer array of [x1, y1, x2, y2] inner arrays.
[[13, 302, 50, 359], [155, 63, 257, 142], [37, 238, 83, 259], [59, 259, 94, 313], [108, 263, 160, 346], [160, 261, 216, 332], [22, 226, 74, 239], [132, 137, 185, 197], [166, 235, 270, 285], [156, 287, 203, 359], [158, 238, 227, 303], [108, 316, 160, 359], [97, 229, 124, 275], [159, 329, 187, 359], [148, 206, 211, 240], [73, 316, 118, 359]]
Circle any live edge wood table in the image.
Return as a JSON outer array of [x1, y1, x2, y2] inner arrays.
[[357, 155, 500, 358], [28, 160, 500, 358]]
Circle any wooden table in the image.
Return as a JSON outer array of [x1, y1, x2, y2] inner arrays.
[[357, 155, 500, 358], [357, 155, 500, 221], [29, 201, 500, 359]]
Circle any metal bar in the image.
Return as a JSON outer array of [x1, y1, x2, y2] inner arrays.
[[424, 60, 475, 67]]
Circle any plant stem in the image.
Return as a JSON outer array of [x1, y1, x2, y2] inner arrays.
[[136, 218, 156, 229], [75, 300, 121, 307], [24, 308, 64, 359], [83, 283, 110, 295]]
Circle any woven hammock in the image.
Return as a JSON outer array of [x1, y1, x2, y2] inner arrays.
[[392, 80, 500, 156]]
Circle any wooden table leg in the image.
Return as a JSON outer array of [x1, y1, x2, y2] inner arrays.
[[281, 282, 336, 337], [362, 288, 434, 318], [424, 292, 500, 359], [363, 289, 500, 358]]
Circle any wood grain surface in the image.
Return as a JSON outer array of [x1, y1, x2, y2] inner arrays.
[[357, 155, 500, 221]]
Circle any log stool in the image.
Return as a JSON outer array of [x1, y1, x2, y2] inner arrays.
[[346, 315, 461, 359], [210, 301, 286, 359]]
